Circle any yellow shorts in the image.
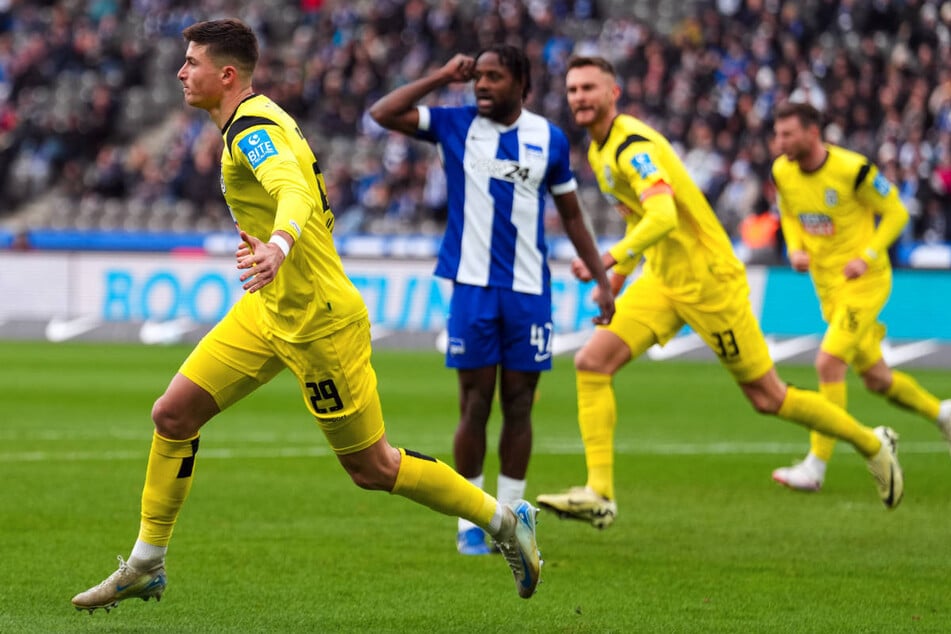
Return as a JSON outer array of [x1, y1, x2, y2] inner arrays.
[[606, 271, 773, 383], [180, 293, 385, 455], [817, 273, 890, 372]]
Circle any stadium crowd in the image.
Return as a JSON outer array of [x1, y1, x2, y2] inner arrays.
[[2, 0, 951, 263]]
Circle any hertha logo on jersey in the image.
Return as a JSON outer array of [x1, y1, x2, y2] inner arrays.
[[824, 188, 838, 207], [448, 337, 466, 356]]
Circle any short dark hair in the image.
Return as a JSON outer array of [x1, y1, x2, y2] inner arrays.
[[774, 101, 823, 129], [567, 55, 617, 78], [475, 44, 532, 100], [182, 18, 258, 77]]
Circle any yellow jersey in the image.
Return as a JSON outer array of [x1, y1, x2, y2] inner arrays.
[[220, 94, 367, 341], [771, 144, 908, 292], [587, 114, 744, 302]]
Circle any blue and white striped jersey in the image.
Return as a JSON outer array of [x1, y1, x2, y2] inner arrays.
[[416, 105, 578, 295]]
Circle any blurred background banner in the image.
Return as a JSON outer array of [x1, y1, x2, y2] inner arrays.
[[0, 253, 602, 337], [3, 252, 950, 354]]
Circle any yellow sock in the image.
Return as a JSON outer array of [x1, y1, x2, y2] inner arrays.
[[810, 382, 847, 461], [778, 386, 879, 457], [886, 370, 941, 420], [391, 448, 498, 531], [577, 370, 616, 500], [138, 432, 200, 547]]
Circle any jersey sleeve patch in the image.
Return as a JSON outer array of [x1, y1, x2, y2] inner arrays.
[[238, 129, 279, 169], [872, 173, 891, 196], [630, 152, 658, 179]]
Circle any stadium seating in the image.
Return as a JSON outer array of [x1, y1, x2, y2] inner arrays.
[[0, 0, 948, 267]]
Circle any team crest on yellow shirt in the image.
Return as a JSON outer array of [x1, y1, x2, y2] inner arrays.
[[824, 187, 838, 207], [220, 171, 226, 195], [602, 165, 614, 189]]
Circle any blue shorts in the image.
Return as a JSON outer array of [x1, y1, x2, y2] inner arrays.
[[446, 283, 553, 372]]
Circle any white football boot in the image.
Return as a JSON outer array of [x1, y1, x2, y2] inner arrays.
[[866, 426, 903, 509], [772, 455, 825, 492], [495, 500, 541, 599], [936, 400, 951, 455], [72, 556, 166, 613]]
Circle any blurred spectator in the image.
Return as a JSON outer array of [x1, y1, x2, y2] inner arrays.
[[715, 158, 761, 237], [683, 119, 727, 201], [735, 172, 781, 266], [0, 0, 949, 267], [9, 226, 30, 250], [85, 144, 126, 198], [738, 205, 781, 265], [172, 129, 222, 211], [917, 199, 950, 244]]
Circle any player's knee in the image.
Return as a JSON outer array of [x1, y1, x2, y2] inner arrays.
[[741, 377, 785, 414], [814, 352, 847, 382], [151, 396, 190, 438], [150, 378, 217, 438], [151, 396, 210, 439], [748, 392, 781, 415], [339, 450, 398, 491], [499, 392, 534, 423], [862, 372, 890, 394], [461, 397, 493, 428], [574, 348, 601, 373], [459, 383, 495, 426], [344, 462, 390, 490], [575, 337, 630, 374], [347, 469, 387, 490]]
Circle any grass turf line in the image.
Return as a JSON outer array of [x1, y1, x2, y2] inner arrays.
[[0, 341, 949, 632]]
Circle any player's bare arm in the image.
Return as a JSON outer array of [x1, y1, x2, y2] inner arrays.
[[555, 191, 615, 325], [236, 229, 292, 293], [369, 53, 476, 135], [572, 251, 625, 305]]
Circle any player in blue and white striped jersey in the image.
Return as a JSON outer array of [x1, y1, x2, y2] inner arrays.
[[371, 44, 614, 555]]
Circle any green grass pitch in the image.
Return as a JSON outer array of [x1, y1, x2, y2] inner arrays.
[[1, 340, 949, 632]]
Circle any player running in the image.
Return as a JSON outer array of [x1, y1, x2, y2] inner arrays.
[[535, 56, 904, 528]]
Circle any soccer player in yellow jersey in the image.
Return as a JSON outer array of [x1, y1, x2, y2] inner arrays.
[[71, 19, 541, 611], [535, 56, 904, 528], [769, 101, 951, 493]]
